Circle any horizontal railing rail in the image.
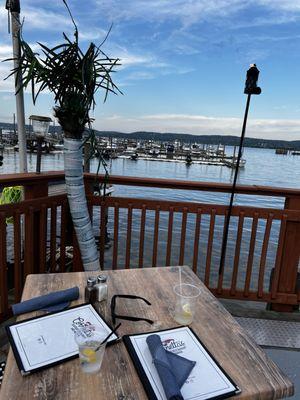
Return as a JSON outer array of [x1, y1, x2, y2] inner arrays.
[[1, 171, 300, 198], [87, 173, 300, 198], [91, 196, 300, 305], [0, 171, 299, 322]]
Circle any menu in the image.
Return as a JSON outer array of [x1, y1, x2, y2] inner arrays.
[[124, 326, 240, 400], [6, 304, 118, 375]]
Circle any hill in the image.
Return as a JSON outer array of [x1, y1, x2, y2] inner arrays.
[[95, 131, 300, 150]]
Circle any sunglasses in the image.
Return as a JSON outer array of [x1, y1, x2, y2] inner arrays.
[[110, 294, 154, 325]]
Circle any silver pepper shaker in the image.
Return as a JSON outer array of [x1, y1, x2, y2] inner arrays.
[[84, 276, 97, 303], [95, 275, 108, 302]]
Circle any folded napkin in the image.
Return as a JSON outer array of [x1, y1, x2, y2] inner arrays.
[[146, 334, 196, 400], [12, 287, 79, 316]]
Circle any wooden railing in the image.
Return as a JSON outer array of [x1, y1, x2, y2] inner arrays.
[[0, 171, 299, 322]]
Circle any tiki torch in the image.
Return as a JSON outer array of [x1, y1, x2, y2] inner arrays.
[[218, 64, 262, 284]]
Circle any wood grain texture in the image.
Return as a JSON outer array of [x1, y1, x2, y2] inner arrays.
[[0, 267, 294, 400]]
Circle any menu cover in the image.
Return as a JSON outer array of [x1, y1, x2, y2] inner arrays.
[[124, 326, 240, 400], [6, 303, 119, 375]]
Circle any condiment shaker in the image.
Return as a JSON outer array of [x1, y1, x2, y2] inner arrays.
[[84, 276, 97, 303], [95, 275, 108, 302]]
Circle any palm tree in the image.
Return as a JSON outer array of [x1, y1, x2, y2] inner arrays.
[[7, 1, 121, 271]]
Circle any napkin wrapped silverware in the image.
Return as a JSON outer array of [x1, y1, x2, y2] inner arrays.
[[146, 334, 196, 400], [12, 287, 79, 315]]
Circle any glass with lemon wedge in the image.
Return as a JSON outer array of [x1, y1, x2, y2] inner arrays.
[[75, 327, 107, 373], [173, 283, 201, 325]]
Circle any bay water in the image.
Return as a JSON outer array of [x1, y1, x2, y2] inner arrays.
[[1, 147, 299, 290]]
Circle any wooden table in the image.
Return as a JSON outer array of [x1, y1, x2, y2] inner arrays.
[[0, 267, 294, 400]]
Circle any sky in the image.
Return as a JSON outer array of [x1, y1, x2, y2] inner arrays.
[[1, 0, 300, 140]]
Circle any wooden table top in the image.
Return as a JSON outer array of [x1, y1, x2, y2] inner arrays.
[[0, 267, 294, 400]]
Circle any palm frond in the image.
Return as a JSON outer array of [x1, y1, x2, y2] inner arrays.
[[4, 0, 121, 137]]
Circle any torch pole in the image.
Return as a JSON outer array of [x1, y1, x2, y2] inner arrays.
[[36, 137, 42, 174], [7, 1, 27, 172], [218, 94, 251, 287]]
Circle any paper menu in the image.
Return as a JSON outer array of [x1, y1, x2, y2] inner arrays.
[[7, 304, 117, 373], [126, 326, 239, 400]]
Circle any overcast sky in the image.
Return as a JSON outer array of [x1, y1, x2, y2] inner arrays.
[[1, 0, 300, 140]]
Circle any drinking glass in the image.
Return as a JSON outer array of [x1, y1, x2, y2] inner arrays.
[[173, 283, 201, 325], [75, 327, 107, 374]]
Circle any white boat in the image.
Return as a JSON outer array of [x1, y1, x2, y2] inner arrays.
[[223, 158, 246, 168], [148, 149, 159, 157], [53, 143, 64, 151]]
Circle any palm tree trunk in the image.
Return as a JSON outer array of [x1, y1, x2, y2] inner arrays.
[[64, 137, 99, 271]]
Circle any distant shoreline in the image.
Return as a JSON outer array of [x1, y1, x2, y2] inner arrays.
[[1, 122, 299, 150], [95, 131, 300, 150]]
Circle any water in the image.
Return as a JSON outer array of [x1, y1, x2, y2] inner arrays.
[[78, 341, 106, 373], [173, 283, 201, 325], [2, 147, 299, 206], [1, 147, 299, 290]]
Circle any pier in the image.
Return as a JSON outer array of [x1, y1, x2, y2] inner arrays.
[[95, 138, 246, 168], [0, 128, 62, 153]]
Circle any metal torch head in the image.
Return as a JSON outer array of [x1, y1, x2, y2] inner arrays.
[[244, 63, 262, 95]]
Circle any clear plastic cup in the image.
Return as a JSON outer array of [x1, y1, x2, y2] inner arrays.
[[173, 283, 201, 325], [75, 327, 107, 374]]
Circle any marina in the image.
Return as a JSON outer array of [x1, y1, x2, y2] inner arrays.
[[91, 138, 245, 167], [0, 127, 247, 167]]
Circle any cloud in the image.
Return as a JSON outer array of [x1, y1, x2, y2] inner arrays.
[[258, 0, 300, 12], [21, 6, 71, 32], [116, 50, 153, 68], [94, 113, 300, 140], [0, 46, 12, 56], [0, 42, 42, 93], [105, 46, 189, 81], [94, 0, 300, 29], [0, 44, 15, 92], [94, 0, 247, 26], [231, 13, 299, 29], [78, 28, 108, 42]]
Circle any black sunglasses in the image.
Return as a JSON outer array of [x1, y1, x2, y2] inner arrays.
[[110, 294, 154, 325]]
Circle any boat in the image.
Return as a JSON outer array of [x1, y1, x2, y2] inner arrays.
[[53, 143, 64, 151], [223, 158, 246, 168], [216, 144, 225, 157], [167, 144, 175, 153], [185, 153, 193, 165], [148, 149, 159, 157], [130, 152, 138, 161], [275, 148, 288, 155]]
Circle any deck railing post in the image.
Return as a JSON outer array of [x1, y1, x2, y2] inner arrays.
[[24, 182, 48, 276], [270, 195, 300, 312]]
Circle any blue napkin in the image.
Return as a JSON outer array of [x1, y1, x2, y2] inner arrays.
[[12, 287, 79, 316], [146, 334, 196, 400]]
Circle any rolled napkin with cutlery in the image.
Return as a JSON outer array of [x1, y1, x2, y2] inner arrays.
[[146, 334, 196, 400], [12, 287, 80, 315]]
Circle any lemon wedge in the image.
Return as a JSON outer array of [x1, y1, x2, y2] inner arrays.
[[182, 303, 192, 317], [82, 348, 97, 363]]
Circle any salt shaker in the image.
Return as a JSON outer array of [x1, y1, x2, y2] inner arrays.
[[95, 275, 108, 302], [84, 276, 97, 303]]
